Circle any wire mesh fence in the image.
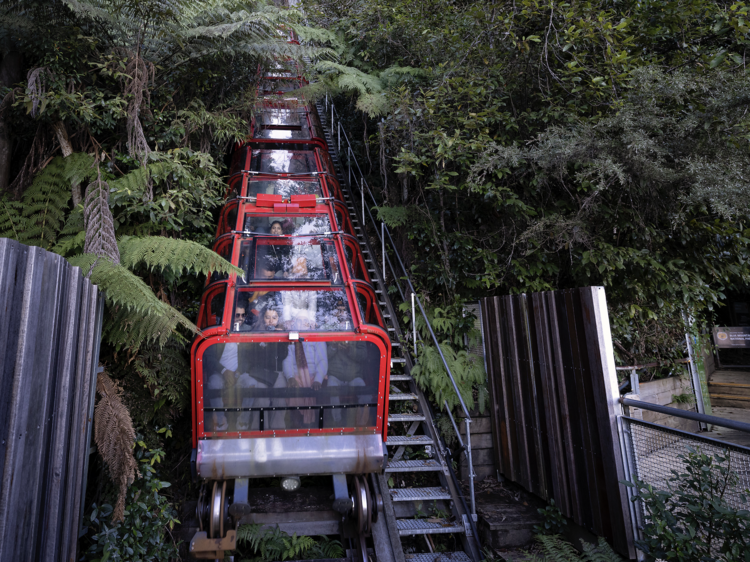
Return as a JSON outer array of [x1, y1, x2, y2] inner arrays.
[[621, 416, 750, 530]]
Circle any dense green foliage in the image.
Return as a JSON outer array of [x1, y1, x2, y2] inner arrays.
[[626, 447, 750, 561], [306, 0, 750, 367], [81, 442, 180, 562]]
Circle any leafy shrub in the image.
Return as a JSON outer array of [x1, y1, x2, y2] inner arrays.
[[534, 499, 568, 536], [626, 447, 750, 561], [81, 444, 179, 562]]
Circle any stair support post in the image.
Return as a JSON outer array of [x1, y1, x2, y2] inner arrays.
[[411, 293, 417, 356], [464, 418, 476, 518], [382, 222, 386, 282]]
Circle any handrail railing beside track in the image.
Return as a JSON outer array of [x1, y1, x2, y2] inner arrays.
[[323, 95, 477, 516]]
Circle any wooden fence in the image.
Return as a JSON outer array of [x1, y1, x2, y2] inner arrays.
[[480, 287, 634, 558], [0, 239, 104, 562]]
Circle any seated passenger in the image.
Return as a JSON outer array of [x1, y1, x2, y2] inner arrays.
[[234, 305, 287, 430], [282, 316, 327, 426], [255, 257, 284, 281], [254, 306, 282, 332], [233, 303, 253, 332], [269, 220, 284, 235], [248, 284, 281, 320], [326, 340, 372, 425], [205, 302, 252, 429]]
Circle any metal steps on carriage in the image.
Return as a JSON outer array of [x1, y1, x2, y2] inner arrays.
[[317, 101, 480, 561]]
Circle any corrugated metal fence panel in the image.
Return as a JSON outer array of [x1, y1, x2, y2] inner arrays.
[[0, 238, 103, 562], [481, 287, 634, 559]]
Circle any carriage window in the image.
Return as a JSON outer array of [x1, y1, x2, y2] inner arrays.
[[333, 205, 353, 235], [249, 149, 318, 174], [238, 237, 342, 284], [342, 237, 368, 281], [260, 79, 302, 94], [326, 176, 344, 201], [218, 201, 239, 236], [247, 179, 323, 199], [229, 147, 253, 177], [200, 340, 380, 432], [243, 214, 331, 236], [232, 288, 354, 332], [355, 284, 384, 326], [317, 149, 335, 176], [209, 236, 235, 283], [258, 109, 305, 127], [198, 284, 227, 329], [258, 129, 312, 141]]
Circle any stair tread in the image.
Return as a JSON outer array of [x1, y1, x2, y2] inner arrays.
[[391, 487, 452, 501], [396, 518, 463, 535], [388, 413, 425, 422], [390, 374, 413, 381], [405, 552, 471, 562], [386, 434, 433, 446], [388, 392, 418, 400], [386, 459, 442, 472]]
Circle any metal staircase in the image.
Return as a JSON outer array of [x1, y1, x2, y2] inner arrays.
[[316, 99, 482, 562]]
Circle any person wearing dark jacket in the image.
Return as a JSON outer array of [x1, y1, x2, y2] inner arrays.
[[235, 306, 288, 430]]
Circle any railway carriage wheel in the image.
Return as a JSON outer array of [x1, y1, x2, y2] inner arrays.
[[352, 475, 374, 562], [208, 481, 227, 539]]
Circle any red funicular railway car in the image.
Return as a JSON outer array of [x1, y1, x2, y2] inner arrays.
[[189, 57, 391, 559]]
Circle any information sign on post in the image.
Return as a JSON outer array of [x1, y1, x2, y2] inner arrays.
[[712, 327, 750, 348]]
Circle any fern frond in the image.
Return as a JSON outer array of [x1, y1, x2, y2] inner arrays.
[[581, 538, 623, 562], [0, 196, 25, 241], [67, 254, 198, 350], [118, 235, 243, 277], [83, 171, 120, 263], [536, 534, 582, 561], [94, 372, 139, 522]]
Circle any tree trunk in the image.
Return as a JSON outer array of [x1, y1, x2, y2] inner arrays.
[[0, 51, 23, 194], [52, 120, 82, 206]]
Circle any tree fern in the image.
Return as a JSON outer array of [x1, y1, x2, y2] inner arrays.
[[118, 235, 243, 277]]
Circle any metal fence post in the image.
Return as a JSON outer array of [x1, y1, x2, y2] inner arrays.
[[348, 146, 352, 187], [337, 120, 341, 152], [683, 312, 708, 427], [361, 182, 365, 230]]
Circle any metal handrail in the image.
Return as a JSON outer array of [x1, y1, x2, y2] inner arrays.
[[620, 396, 750, 434], [324, 95, 477, 515]]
